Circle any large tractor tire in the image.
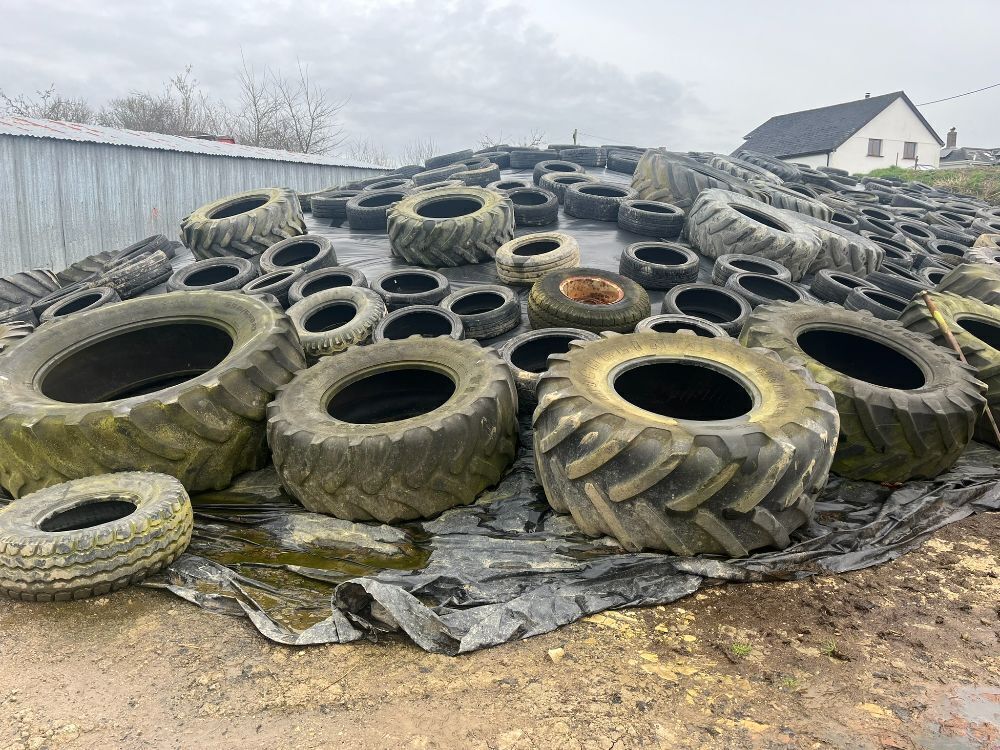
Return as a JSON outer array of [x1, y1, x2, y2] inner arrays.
[[267, 337, 517, 522], [532, 332, 839, 556], [387, 187, 514, 266], [0, 292, 305, 497], [631, 149, 757, 210], [180, 188, 307, 260], [935, 262, 1000, 306], [742, 301, 985, 482], [0, 472, 193, 601]]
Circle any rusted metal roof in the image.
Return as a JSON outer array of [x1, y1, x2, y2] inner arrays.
[[0, 116, 382, 169]]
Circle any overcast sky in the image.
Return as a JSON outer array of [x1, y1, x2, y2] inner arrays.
[[2, 0, 997, 158]]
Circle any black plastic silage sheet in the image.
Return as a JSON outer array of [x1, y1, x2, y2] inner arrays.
[[145, 166, 1000, 653]]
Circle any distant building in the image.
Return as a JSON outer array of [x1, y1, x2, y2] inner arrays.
[[736, 91, 943, 174], [939, 128, 999, 169], [0, 116, 384, 276]]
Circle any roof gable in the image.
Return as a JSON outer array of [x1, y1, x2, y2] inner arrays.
[[736, 91, 943, 158]]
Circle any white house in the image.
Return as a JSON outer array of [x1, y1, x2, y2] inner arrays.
[[736, 91, 943, 174]]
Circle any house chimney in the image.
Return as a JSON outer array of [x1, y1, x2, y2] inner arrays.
[[864, 92, 870, 98], [947, 127, 957, 148]]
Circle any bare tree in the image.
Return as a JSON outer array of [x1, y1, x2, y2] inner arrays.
[[273, 62, 346, 154], [478, 129, 545, 149], [99, 67, 222, 135], [342, 137, 394, 166], [397, 136, 437, 166], [0, 85, 94, 123]]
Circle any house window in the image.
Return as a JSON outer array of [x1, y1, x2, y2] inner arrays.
[[868, 139, 883, 157], [903, 141, 917, 160]]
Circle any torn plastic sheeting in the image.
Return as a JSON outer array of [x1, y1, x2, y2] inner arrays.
[[145, 420, 1000, 654]]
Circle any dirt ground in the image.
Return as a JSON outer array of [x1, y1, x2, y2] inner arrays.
[[1, 512, 997, 750]]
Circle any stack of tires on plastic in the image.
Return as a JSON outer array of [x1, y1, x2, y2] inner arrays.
[[0, 140, 999, 605]]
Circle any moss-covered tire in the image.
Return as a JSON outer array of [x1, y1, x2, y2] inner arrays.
[[741, 301, 985, 482], [900, 292, 1000, 446], [750, 181, 833, 221], [528, 268, 650, 333], [794, 213, 884, 275], [533, 333, 838, 555], [267, 337, 517, 522], [631, 149, 757, 210], [387, 187, 515, 267], [935, 262, 1000, 306], [0, 472, 193, 601], [286, 287, 386, 359], [179, 188, 307, 260], [0, 292, 305, 497], [685, 189, 822, 281]]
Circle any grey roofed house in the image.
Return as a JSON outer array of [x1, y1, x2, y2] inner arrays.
[[735, 91, 943, 161], [939, 146, 999, 168]]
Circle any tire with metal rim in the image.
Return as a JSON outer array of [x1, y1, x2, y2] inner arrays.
[[660, 283, 751, 336], [498, 327, 600, 412], [724, 272, 812, 309], [288, 267, 368, 305], [440, 284, 521, 340], [617, 199, 685, 239], [632, 150, 758, 209], [39, 287, 121, 324], [180, 187, 306, 260], [259, 234, 337, 275], [532, 332, 838, 555], [373, 269, 451, 310], [267, 337, 517, 522], [286, 287, 386, 359], [810, 269, 876, 304], [167, 257, 257, 293], [387, 187, 515, 267], [741, 301, 985, 481], [685, 189, 821, 281], [527, 267, 650, 333], [711, 254, 792, 286], [564, 183, 637, 221], [900, 291, 1000, 446], [0, 472, 193, 602], [372, 305, 464, 342], [618, 241, 699, 290], [0, 291, 305, 497], [634, 314, 729, 338], [495, 232, 581, 286]]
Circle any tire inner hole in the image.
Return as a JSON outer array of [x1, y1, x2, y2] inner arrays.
[[736, 274, 800, 301], [381, 310, 453, 340], [380, 273, 439, 294], [416, 197, 483, 218], [272, 241, 321, 266], [673, 288, 742, 323], [732, 205, 789, 232], [796, 329, 925, 389], [39, 496, 138, 532], [304, 302, 358, 332], [634, 245, 686, 266], [614, 361, 752, 420], [208, 196, 267, 219], [185, 266, 240, 286], [55, 292, 104, 316], [327, 368, 456, 424], [450, 292, 505, 315], [513, 240, 560, 257], [510, 334, 577, 373]]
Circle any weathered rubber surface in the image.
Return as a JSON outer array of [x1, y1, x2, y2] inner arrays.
[[372, 305, 464, 343], [564, 183, 637, 221], [180, 188, 306, 260], [711, 253, 792, 286], [617, 199, 685, 238], [498, 328, 600, 412], [725, 272, 812, 308], [528, 267, 650, 333], [0, 472, 193, 601], [619, 242, 699, 290], [259, 234, 337, 275], [935, 262, 1000, 306], [288, 267, 368, 305], [56, 252, 114, 286], [424, 149, 474, 170], [373, 269, 450, 310], [387, 187, 514, 267], [661, 283, 751, 336], [411, 179, 466, 194], [558, 147, 605, 167], [900, 291, 1000, 446], [532, 160, 585, 185], [925, 239, 967, 266], [412, 164, 466, 186], [510, 150, 553, 169], [167, 257, 257, 292], [865, 265, 930, 300], [363, 177, 414, 192], [966, 244, 1000, 265], [440, 284, 520, 340], [532, 333, 838, 555], [241, 268, 303, 308], [742, 301, 985, 482], [267, 337, 517, 522], [346, 190, 410, 230], [310, 191, 360, 223], [632, 150, 758, 209], [734, 150, 803, 182], [634, 314, 729, 338], [507, 187, 559, 227], [0, 291, 305, 497], [708, 155, 781, 184], [685, 189, 821, 281], [39, 286, 121, 324], [844, 287, 908, 320], [810, 270, 876, 304], [972, 234, 1000, 250], [0, 270, 61, 311], [453, 162, 501, 187], [495, 232, 580, 286], [538, 173, 598, 204], [0, 321, 32, 354], [796, 213, 884, 275], [286, 287, 386, 358]]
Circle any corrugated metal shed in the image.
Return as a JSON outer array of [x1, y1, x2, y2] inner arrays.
[[0, 117, 386, 277]]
